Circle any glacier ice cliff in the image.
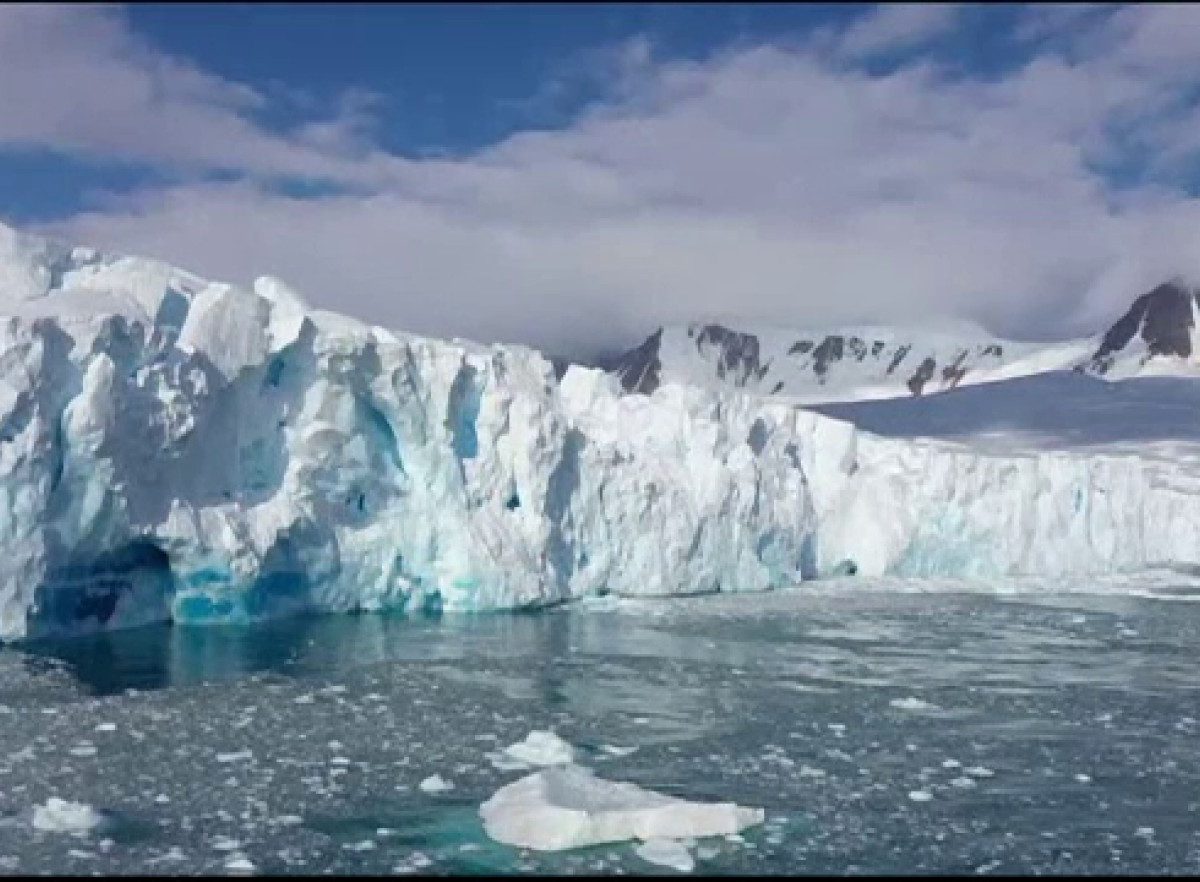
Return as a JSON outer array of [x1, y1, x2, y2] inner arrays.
[[1, 222, 1198, 640]]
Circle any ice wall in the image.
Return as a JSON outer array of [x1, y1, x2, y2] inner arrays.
[[1, 222, 1198, 640]]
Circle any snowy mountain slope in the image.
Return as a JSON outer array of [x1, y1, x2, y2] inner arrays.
[[609, 279, 1200, 403], [2, 220, 1200, 640], [609, 320, 1093, 404], [813, 370, 1200, 452]]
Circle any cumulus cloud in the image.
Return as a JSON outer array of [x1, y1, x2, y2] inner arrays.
[[10, 3, 1200, 358]]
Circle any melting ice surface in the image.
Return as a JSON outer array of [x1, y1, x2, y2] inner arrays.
[[1, 586, 1199, 874]]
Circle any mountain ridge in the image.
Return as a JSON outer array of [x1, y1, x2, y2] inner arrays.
[[608, 279, 1200, 404]]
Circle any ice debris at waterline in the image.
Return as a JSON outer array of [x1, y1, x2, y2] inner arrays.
[[3, 221, 1200, 639], [479, 764, 765, 852]]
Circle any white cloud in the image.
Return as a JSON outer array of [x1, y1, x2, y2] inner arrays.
[[834, 3, 964, 59], [12, 3, 1200, 358], [0, 4, 404, 184]]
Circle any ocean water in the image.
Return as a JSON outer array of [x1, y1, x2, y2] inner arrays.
[[0, 588, 1198, 874]]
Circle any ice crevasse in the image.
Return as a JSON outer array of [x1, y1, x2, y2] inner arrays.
[[0, 222, 1198, 640]]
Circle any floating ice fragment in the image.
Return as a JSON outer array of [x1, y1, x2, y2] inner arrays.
[[224, 853, 255, 873], [393, 851, 433, 873], [479, 764, 764, 851], [419, 775, 453, 793], [32, 798, 103, 836], [908, 790, 933, 802], [216, 750, 253, 764], [965, 766, 995, 778], [600, 744, 638, 758], [890, 697, 940, 712], [501, 730, 575, 767], [695, 844, 721, 861], [147, 846, 187, 865], [1074, 773, 1092, 784], [635, 838, 695, 872], [94, 723, 116, 733]]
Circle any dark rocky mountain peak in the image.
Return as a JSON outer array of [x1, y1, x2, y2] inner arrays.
[[1087, 279, 1199, 376], [611, 327, 664, 393], [690, 324, 769, 386]]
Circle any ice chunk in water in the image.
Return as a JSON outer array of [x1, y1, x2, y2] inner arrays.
[[419, 775, 453, 793], [479, 764, 764, 851], [635, 838, 695, 872], [501, 730, 575, 767], [31, 798, 102, 836]]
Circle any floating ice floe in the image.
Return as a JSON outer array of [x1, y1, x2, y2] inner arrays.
[[635, 838, 695, 872], [600, 744, 638, 758], [223, 853, 255, 873], [419, 774, 454, 793], [479, 764, 764, 851], [215, 749, 253, 764], [490, 729, 576, 770], [31, 798, 102, 836], [890, 697, 940, 712]]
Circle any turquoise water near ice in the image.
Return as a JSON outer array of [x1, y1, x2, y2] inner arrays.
[[0, 589, 1198, 874]]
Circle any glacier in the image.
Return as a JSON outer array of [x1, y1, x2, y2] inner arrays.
[[1, 221, 1199, 641]]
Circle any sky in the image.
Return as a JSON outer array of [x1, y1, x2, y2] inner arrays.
[[5, 3, 1200, 359]]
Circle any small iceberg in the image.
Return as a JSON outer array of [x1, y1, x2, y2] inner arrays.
[[31, 798, 103, 836], [479, 764, 764, 851]]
